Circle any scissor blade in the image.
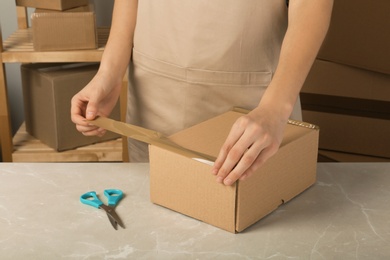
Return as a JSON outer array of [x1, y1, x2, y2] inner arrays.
[[107, 206, 125, 229], [106, 212, 118, 230], [100, 204, 125, 229]]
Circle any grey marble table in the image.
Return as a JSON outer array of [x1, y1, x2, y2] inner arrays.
[[0, 162, 389, 259]]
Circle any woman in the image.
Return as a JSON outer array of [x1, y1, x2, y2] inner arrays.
[[71, 0, 333, 186]]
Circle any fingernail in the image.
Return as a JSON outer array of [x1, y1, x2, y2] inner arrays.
[[86, 112, 95, 119], [224, 178, 233, 186], [216, 176, 223, 183], [211, 169, 218, 175]]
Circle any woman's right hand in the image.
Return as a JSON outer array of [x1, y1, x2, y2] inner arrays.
[[70, 71, 122, 137], [70, 0, 137, 137]]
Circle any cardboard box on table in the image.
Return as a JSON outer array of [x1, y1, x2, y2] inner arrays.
[[318, 0, 390, 74], [31, 6, 97, 51], [21, 63, 120, 151], [16, 0, 89, 11], [301, 60, 390, 159], [91, 109, 319, 233]]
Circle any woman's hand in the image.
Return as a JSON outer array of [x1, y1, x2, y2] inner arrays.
[[211, 106, 287, 186], [70, 72, 122, 137]]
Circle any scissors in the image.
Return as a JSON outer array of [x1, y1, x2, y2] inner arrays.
[[80, 189, 125, 230]]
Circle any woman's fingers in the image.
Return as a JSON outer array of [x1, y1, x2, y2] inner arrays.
[[217, 132, 270, 185], [212, 120, 245, 175], [212, 112, 284, 186]]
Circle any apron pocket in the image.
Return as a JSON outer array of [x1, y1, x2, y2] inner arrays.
[[132, 49, 272, 87]]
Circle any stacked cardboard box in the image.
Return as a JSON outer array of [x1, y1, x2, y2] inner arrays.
[[16, 0, 90, 11], [301, 0, 390, 161], [16, 0, 97, 51], [21, 63, 120, 151], [317, 0, 390, 75]]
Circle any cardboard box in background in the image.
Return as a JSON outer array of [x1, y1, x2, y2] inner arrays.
[[302, 60, 390, 102], [35, 5, 92, 14], [318, 149, 390, 163], [16, 0, 89, 11], [318, 0, 390, 74], [21, 63, 120, 151], [149, 110, 319, 233], [301, 60, 390, 159], [302, 110, 390, 159], [31, 10, 97, 51]]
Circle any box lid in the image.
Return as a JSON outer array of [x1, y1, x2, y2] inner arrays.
[[168, 110, 318, 162]]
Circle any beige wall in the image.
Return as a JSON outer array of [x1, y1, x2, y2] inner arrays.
[[0, 0, 114, 134]]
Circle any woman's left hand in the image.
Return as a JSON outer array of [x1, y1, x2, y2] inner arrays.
[[211, 107, 287, 186]]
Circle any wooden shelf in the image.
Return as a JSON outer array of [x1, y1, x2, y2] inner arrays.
[[0, 6, 127, 162], [2, 27, 110, 63], [12, 123, 123, 162]]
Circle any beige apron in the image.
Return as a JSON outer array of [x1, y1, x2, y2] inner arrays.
[[127, 0, 302, 162]]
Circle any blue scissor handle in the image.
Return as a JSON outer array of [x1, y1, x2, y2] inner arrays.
[[104, 189, 123, 207], [80, 191, 103, 209]]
